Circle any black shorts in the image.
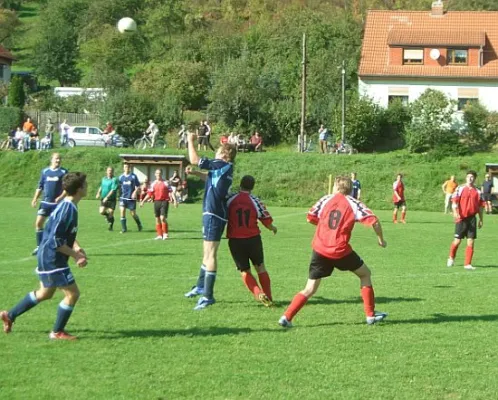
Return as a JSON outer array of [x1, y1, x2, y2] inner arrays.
[[101, 199, 116, 210], [393, 200, 406, 209], [154, 201, 169, 218], [228, 235, 264, 271], [482, 193, 492, 202], [454, 216, 477, 239], [308, 250, 364, 280], [198, 136, 208, 145]]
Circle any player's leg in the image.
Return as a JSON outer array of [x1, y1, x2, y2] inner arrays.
[[192, 240, 221, 310], [448, 219, 466, 267], [351, 263, 387, 324], [463, 218, 477, 270], [1, 283, 56, 333], [33, 214, 47, 255], [392, 204, 399, 223], [107, 203, 115, 231], [50, 282, 80, 340], [448, 237, 462, 267], [444, 194, 451, 214], [229, 238, 263, 300], [129, 202, 142, 231], [250, 236, 273, 302], [120, 203, 127, 233], [154, 202, 163, 239], [161, 202, 169, 239], [401, 203, 407, 223]]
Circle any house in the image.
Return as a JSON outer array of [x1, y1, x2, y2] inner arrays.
[[54, 87, 106, 99], [358, 1, 498, 112], [0, 45, 15, 84]]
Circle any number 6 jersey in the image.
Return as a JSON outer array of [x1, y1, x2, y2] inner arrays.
[[307, 193, 377, 258], [226, 191, 274, 239]]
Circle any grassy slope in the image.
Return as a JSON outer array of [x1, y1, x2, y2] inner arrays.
[[9, 2, 41, 72], [0, 147, 496, 211]]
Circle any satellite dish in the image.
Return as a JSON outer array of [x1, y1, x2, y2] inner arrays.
[[430, 49, 441, 60]]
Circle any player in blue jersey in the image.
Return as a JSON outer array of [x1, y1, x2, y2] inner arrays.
[[118, 163, 143, 233], [184, 130, 237, 310], [31, 153, 68, 256], [1, 172, 88, 340]]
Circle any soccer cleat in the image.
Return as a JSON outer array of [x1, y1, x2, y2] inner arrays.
[[447, 258, 454, 267], [184, 286, 204, 298], [1, 311, 13, 333], [32, 246, 39, 256], [401, 220, 406, 224], [257, 293, 273, 307], [193, 296, 216, 310], [108, 223, 113, 231], [138, 225, 143, 232], [366, 311, 388, 325], [49, 331, 77, 340], [464, 265, 476, 271], [154, 235, 163, 240], [120, 230, 127, 234], [278, 316, 293, 328], [162, 233, 169, 240], [393, 220, 398, 224]]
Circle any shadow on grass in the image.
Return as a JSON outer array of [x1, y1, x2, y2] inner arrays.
[[433, 285, 454, 288], [307, 296, 423, 305], [475, 265, 497, 269], [388, 313, 498, 325], [92, 252, 179, 257], [95, 326, 286, 339]]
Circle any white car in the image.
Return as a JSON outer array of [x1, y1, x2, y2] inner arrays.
[[67, 126, 125, 147]]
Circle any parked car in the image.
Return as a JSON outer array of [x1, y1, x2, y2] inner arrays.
[[67, 126, 126, 147]]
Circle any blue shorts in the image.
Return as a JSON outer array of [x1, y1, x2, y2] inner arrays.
[[38, 268, 75, 288], [37, 202, 57, 217], [120, 199, 137, 211], [202, 214, 226, 242]]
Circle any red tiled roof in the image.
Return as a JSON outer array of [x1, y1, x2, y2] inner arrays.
[[359, 11, 498, 79], [0, 45, 15, 61]]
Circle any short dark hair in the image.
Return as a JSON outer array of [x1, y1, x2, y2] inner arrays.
[[240, 175, 255, 191], [63, 172, 87, 195], [467, 170, 477, 178]]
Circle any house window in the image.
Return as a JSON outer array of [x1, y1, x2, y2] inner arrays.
[[403, 49, 424, 65], [388, 95, 409, 106], [0, 65, 4, 80], [448, 49, 468, 65], [457, 98, 478, 111]]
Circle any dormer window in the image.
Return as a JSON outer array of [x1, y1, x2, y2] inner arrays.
[[403, 49, 424, 65], [447, 49, 468, 65]]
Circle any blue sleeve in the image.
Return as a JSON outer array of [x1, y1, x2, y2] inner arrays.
[[38, 170, 46, 190], [199, 157, 227, 171], [53, 205, 72, 248], [133, 174, 140, 188], [358, 181, 361, 189]]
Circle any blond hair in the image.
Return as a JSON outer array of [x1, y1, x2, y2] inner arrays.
[[217, 143, 237, 162], [335, 176, 352, 195]]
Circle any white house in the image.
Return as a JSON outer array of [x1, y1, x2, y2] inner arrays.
[[0, 45, 15, 85], [358, 1, 498, 112], [54, 87, 107, 99]]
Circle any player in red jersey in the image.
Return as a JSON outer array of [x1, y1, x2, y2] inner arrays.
[[447, 170, 484, 270], [140, 169, 177, 240], [392, 173, 406, 223], [226, 176, 277, 306], [279, 175, 387, 328]]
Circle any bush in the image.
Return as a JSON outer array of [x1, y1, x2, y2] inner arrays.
[[7, 75, 25, 108], [0, 106, 22, 133], [378, 100, 411, 151], [462, 102, 498, 151]]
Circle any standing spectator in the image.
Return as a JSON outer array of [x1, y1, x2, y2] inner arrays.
[[169, 170, 182, 205], [197, 121, 207, 151], [204, 120, 215, 151], [102, 121, 115, 146], [447, 170, 484, 270], [140, 169, 176, 240], [392, 173, 406, 224], [31, 153, 68, 255], [318, 124, 329, 153], [22, 118, 36, 150], [145, 120, 160, 148], [60, 120, 71, 146], [177, 124, 187, 149], [41, 118, 55, 150], [95, 167, 119, 231], [139, 177, 151, 202], [442, 175, 458, 214], [350, 172, 361, 200], [481, 173, 494, 215], [249, 131, 263, 152], [278, 175, 387, 328]]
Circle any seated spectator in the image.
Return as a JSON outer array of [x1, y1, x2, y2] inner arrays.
[[29, 128, 40, 150], [15, 128, 25, 152], [102, 121, 115, 146], [249, 131, 263, 152], [178, 178, 188, 203], [228, 132, 237, 146], [4, 127, 16, 150], [220, 135, 228, 145], [237, 134, 248, 152]]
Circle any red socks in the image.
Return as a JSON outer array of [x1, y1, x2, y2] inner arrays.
[[449, 243, 459, 259], [162, 221, 168, 234], [155, 224, 163, 236], [361, 286, 375, 317], [401, 211, 406, 222], [241, 272, 262, 297], [257, 271, 272, 301], [464, 246, 474, 265], [284, 293, 309, 321]]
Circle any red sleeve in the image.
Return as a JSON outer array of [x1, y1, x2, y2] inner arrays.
[[307, 195, 332, 225]]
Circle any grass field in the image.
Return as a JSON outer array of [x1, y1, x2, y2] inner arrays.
[[0, 198, 497, 399]]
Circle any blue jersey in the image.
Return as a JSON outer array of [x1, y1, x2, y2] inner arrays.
[[37, 200, 78, 273], [119, 173, 140, 200], [351, 179, 361, 199], [199, 157, 233, 220], [37, 167, 68, 203]]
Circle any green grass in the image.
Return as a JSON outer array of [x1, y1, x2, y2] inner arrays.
[[0, 198, 497, 399], [10, 2, 41, 72]]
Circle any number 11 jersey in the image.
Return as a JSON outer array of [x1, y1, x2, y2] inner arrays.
[[307, 193, 377, 259], [226, 191, 273, 239]]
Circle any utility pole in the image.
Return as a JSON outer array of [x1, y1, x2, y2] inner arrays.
[[341, 60, 346, 145], [299, 33, 307, 153]]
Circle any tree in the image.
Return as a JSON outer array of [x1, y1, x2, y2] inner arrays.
[[463, 102, 498, 150], [0, 9, 19, 43], [7, 75, 25, 108]]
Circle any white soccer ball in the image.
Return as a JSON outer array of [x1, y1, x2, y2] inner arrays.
[[117, 17, 137, 34]]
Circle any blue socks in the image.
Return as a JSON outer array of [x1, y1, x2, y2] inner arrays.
[[204, 271, 217, 300], [121, 218, 127, 232], [53, 301, 74, 333], [133, 214, 142, 228], [8, 292, 39, 321], [196, 265, 206, 289], [36, 230, 44, 246]]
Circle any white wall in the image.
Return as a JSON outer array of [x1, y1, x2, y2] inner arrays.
[[359, 78, 498, 112]]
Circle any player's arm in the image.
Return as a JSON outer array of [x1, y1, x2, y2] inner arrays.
[[451, 197, 460, 220], [478, 206, 484, 228], [357, 188, 361, 200], [187, 131, 200, 164], [55, 190, 67, 203], [140, 193, 151, 206], [95, 186, 102, 200], [186, 166, 207, 182], [372, 218, 387, 247], [57, 244, 87, 268], [442, 182, 447, 193], [31, 188, 42, 207]]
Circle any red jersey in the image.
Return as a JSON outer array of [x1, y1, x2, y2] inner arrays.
[[452, 185, 484, 219], [226, 191, 273, 239], [307, 193, 377, 259], [148, 180, 172, 202], [392, 180, 405, 202]]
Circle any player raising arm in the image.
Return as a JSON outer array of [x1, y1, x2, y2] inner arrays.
[[279, 175, 387, 328], [2, 172, 88, 340]]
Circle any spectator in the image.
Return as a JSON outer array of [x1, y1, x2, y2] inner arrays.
[[169, 170, 182, 205], [15, 128, 25, 152], [204, 120, 215, 151], [177, 124, 187, 149], [139, 177, 152, 202], [3, 127, 16, 150], [249, 131, 263, 152], [197, 121, 207, 151], [102, 121, 115, 146], [145, 120, 160, 148], [22, 118, 35, 135], [228, 132, 237, 146], [42, 118, 55, 150], [60, 120, 71, 146], [236, 133, 247, 152], [318, 124, 329, 153], [29, 127, 40, 150], [220, 135, 228, 145]]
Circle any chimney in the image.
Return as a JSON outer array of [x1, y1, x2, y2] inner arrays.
[[431, 1, 444, 16]]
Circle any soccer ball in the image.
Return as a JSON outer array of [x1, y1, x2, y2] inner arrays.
[[117, 17, 137, 34]]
